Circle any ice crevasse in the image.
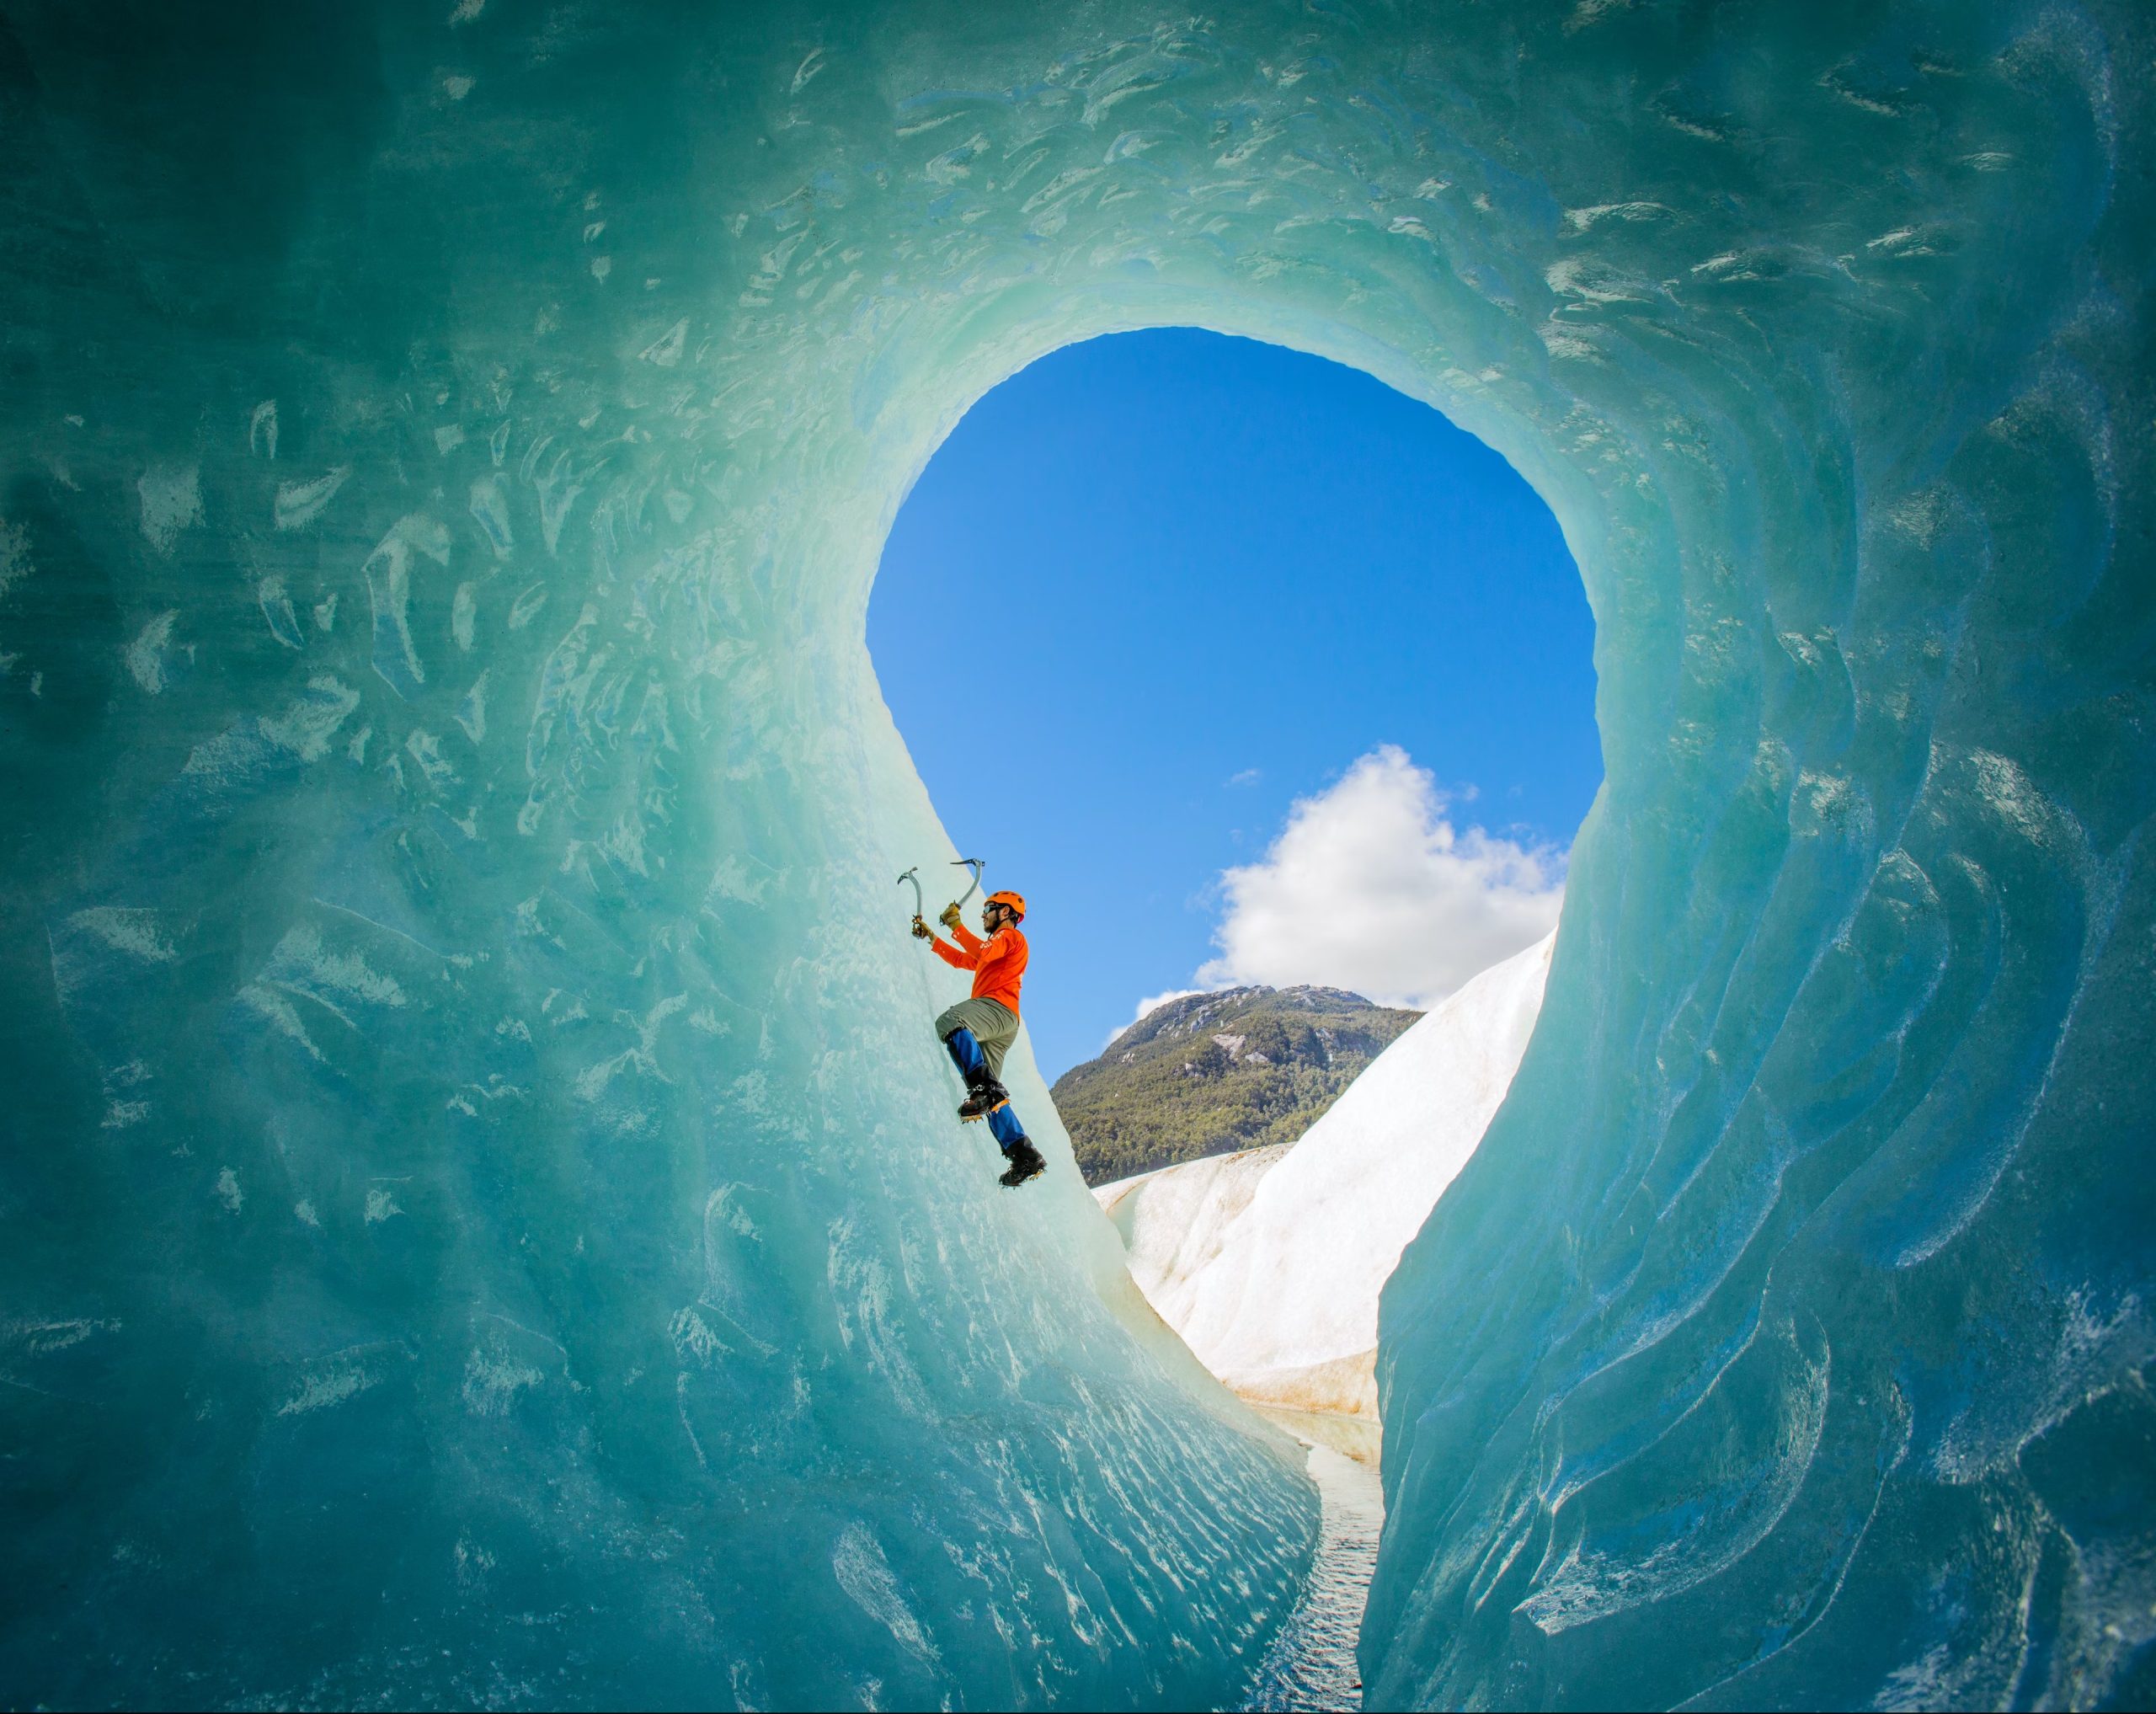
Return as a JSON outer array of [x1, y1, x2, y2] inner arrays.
[[1100, 933, 1556, 1420], [0, 2, 2148, 1709]]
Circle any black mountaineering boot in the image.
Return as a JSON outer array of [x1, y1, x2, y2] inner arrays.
[[957, 1071, 1010, 1122], [998, 1137, 1047, 1188]]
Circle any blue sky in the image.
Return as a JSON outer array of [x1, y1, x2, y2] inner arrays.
[[870, 329, 1599, 1079]]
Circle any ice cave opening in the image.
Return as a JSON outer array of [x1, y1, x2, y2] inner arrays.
[[864, 325, 1596, 1709], [869, 318, 1593, 1408], [866, 326, 1597, 1076], [1, 3, 2147, 1711]]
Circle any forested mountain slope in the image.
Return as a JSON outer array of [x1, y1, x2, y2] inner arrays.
[[1052, 987, 1419, 1185]]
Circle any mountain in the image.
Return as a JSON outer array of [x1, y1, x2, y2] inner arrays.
[[1050, 986, 1422, 1185]]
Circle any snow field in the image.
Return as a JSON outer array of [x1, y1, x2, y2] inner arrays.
[[1097, 932, 1555, 1416]]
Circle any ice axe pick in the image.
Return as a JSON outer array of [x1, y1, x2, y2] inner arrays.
[[951, 857, 985, 910], [898, 866, 924, 922]]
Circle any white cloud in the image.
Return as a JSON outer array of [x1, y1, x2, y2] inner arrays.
[[1194, 745, 1563, 1010], [1225, 768, 1262, 788]]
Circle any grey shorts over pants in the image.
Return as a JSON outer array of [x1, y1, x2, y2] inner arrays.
[[934, 996, 1020, 1080]]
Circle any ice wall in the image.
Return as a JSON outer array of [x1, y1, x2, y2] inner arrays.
[[0, 4, 1326, 1707], [0, 1, 2147, 1709], [1358, 8, 2156, 1709]]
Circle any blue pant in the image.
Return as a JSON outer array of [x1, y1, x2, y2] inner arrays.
[[942, 1027, 1028, 1153]]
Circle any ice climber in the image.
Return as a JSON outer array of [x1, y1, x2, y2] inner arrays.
[[914, 889, 1048, 1188]]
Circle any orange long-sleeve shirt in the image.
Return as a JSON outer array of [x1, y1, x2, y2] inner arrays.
[[931, 922, 1028, 1017]]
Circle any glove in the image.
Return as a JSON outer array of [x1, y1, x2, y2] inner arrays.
[[938, 902, 963, 930], [911, 915, 931, 940]]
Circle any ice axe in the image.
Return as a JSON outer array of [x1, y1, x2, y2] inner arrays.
[[950, 857, 985, 911], [898, 866, 924, 925]]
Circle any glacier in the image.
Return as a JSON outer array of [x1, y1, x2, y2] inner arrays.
[[0, 0, 2148, 1709], [1100, 933, 1555, 1418]]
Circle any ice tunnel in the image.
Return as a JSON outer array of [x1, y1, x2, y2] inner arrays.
[[0, 0, 2148, 1707]]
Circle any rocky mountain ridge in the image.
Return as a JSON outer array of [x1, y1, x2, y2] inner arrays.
[[1051, 985, 1422, 1184]]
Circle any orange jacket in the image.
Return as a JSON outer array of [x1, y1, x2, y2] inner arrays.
[[931, 922, 1028, 1017]]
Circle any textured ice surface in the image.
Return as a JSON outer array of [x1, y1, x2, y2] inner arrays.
[[0, 0, 2149, 1709], [1098, 934, 1553, 1416]]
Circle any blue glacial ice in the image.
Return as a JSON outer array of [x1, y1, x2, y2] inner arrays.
[[0, 0, 2148, 1708]]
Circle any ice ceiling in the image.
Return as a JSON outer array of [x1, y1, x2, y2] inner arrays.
[[0, 0, 2148, 1708]]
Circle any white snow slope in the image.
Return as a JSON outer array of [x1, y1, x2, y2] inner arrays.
[[1096, 932, 1554, 1418]]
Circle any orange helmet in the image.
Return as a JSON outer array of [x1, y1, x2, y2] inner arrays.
[[986, 889, 1027, 921]]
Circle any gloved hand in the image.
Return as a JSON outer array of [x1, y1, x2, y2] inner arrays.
[[938, 902, 963, 930], [911, 915, 931, 940]]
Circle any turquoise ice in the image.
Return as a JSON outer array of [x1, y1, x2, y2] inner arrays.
[[0, 1, 2147, 1708]]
